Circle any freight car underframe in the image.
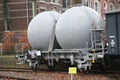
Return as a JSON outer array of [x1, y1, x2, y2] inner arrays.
[[23, 29, 105, 71], [43, 49, 104, 71]]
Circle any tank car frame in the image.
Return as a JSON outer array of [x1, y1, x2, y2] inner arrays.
[[16, 8, 120, 72], [24, 21, 105, 71]]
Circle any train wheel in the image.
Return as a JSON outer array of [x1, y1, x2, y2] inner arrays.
[[47, 60, 56, 70], [99, 64, 107, 73], [32, 61, 40, 71], [100, 55, 110, 73], [47, 65, 55, 70]]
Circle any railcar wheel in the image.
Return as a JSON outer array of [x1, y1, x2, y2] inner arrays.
[[32, 61, 40, 71], [99, 64, 107, 73], [47, 60, 56, 70], [100, 54, 110, 73], [47, 65, 55, 70]]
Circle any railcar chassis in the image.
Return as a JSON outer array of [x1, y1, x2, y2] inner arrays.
[[22, 29, 105, 71]]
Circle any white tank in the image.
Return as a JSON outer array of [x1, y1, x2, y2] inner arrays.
[[28, 11, 61, 50], [56, 6, 104, 49]]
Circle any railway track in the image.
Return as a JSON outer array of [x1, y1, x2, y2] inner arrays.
[[0, 68, 32, 72], [0, 68, 32, 80], [0, 75, 28, 80], [0, 68, 120, 80], [0, 68, 68, 80], [0, 68, 120, 74], [1, 68, 64, 73]]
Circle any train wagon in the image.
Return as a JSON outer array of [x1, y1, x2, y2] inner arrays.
[[104, 9, 120, 71], [22, 6, 105, 71]]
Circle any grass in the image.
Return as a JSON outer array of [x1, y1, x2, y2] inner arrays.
[[0, 55, 30, 68]]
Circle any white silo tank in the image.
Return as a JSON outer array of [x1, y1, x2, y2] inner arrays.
[[56, 6, 104, 49], [28, 11, 61, 50]]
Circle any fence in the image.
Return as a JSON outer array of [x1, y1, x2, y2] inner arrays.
[[0, 55, 29, 68]]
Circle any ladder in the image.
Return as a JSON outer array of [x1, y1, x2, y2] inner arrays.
[[91, 29, 104, 53]]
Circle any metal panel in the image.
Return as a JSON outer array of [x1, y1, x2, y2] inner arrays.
[[106, 14, 118, 54], [117, 13, 120, 54]]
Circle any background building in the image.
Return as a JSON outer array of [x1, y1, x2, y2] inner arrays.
[[63, 0, 120, 18], [0, 0, 62, 31], [1, 0, 119, 32], [0, 0, 62, 54], [0, 0, 120, 54]]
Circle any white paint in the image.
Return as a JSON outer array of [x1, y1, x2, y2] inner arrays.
[[56, 6, 104, 49], [28, 11, 61, 50]]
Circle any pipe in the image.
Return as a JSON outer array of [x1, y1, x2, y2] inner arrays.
[[0, 43, 3, 55], [26, 0, 29, 26], [32, 0, 37, 17]]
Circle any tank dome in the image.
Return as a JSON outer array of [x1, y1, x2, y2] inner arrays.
[[28, 11, 61, 50], [55, 6, 104, 49]]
